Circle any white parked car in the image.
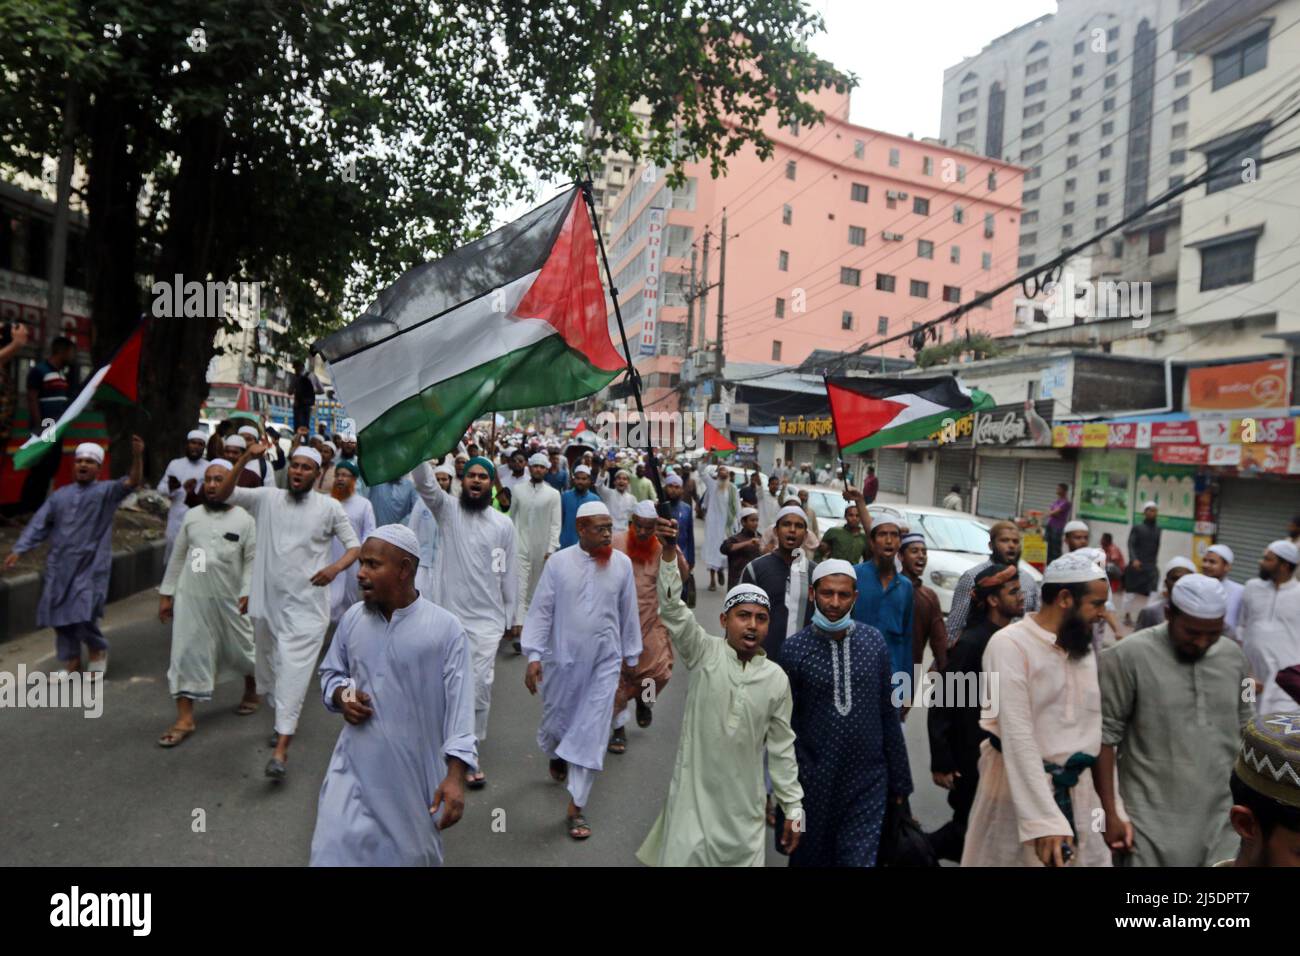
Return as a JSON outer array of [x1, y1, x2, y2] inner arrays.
[[866, 503, 1043, 614]]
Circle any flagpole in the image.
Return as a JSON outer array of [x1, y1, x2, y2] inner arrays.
[[579, 170, 669, 514], [821, 375, 856, 494]]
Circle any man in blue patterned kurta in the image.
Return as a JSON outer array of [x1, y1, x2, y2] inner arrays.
[[778, 559, 913, 866], [663, 473, 695, 605]]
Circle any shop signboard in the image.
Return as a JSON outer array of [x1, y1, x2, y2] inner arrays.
[[1078, 450, 1133, 523], [1133, 453, 1195, 532]]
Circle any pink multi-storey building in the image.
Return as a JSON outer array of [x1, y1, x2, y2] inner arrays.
[[602, 88, 1024, 410]]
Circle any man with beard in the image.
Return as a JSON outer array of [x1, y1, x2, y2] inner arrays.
[[7, 438, 145, 673], [1135, 556, 1195, 630], [1201, 544, 1245, 642], [210, 443, 361, 778], [410, 456, 519, 789], [629, 462, 655, 502], [315, 440, 338, 492], [499, 448, 529, 493], [608, 500, 688, 754], [740, 506, 811, 666], [663, 473, 696, 607], [237, 424, 277, 487], [1217, 713, 1300, 867], [365, 473, 419, 527], [945, 521, 1042, 643], [1097, 574, 1251, 867], [900, 532, 948, 674], [159, 429, 210, 567], [722, 508, 763, 591], [328, 461, 376, 624], [222, 434, 266, 489], [779, 560, 912, 866], [960, 552, 1114, 867], [1123, 501, 1161, 625], [927, 563, 1023, 862], [700, 463, 740, 591], [638, 516, 802, 866], [157, 459, 259, 746], [559, 464, 601, 549], [756, 473, 784, 539], [1239, 540, 1300, 717], [310, 525, 476, 866], [522, 501, 640, 840], [850, 516, 913, 696], [594, 468, 638, 534], [510, 452, 561, 652]]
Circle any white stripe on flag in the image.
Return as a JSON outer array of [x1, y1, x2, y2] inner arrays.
[[15, 363, 109, 454]]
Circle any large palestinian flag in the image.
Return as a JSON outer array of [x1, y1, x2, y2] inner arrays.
[[315, 187, 625, 483], [11, 322, 143, 471], [824, 375, 994, 454]]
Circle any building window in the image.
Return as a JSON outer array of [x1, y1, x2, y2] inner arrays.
[[786, 159, 797, 180], [943, 285, 961, 303], [1022, 211, 1038, 225], [1064, 201, 1075, 214], [886, 195, 897, 210], [1149, 227, 1166, 255], [1024, 80, 1047, 97], [1071, 87, 1083, 101], [1106, 50, 1118, 65], [981, 252, 992, 270], [876, 272, 896, 292], [1103, 97, 1115, 112], [1026, 57, 1048, 76], [1017, 254, 1036, 268], [917, 239, 934, 259], [1173, 95, 1188, 113], [984, 213, 995, 238], [1022, 122, 1044, 138], [1024, 101, 1046, 118], [909, 279, 929, 298], [1020, 232, 1037, 246], [987, 171, 997, 191], [1107, 26, 1119, 42], [1024, 165, 1041, 182], [922, 156, 934, 176], [1062, 223, 1073, 238], [1170, 174, 1184, 189], [854, 139, 866, 159], [957, 164, 967, 183], [1101, 120, 1114, 136], [950, 245, 961, 264], [1104, 74, 1117, 90], [841, 310, 854, 330], [1213, 31, 1269, 91], [1095, 216, 1108, 229], [889, 147, 900, 167], [1172, 122, 1187, 139], [959, 88, 977, 104], [1096, 193, 1109, 207], [958, 108, 977, 123], [1069, 109, 1082, 123], [781, 204, 793, 226], [1174, 71, 1191, 88], [877, 316, 889, 334], [1023, 188, 1039, 202], [848, 225, 866, 246], [1066, 155, 1078, 169], [1100, 144, 1112, 158], [1099, 169, 1111, 183], [1199, 234, 1258, 290], [788, 121, 800, 136], [953, 203, 965, 224], [841, 266, 861, 286], [1072, 64, 1083, 78], [771, 340, 782, 361], [1170, 149, 1186, 165], [778, 250, 789, 271], [957, 127, 975, 143], [1074, 40, 1085, 55], [913, 196, 930, 215], [851, 182, 869, 202], [1065, 177, 1076, 193], [775, 297, 785, 318], [975, 290, 993, 309], [1206, 126, 1267, 193]]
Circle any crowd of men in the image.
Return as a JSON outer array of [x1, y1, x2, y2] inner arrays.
[[4, 416, 1299, 869]]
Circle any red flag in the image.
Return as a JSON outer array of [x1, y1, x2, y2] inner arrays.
[[703, 421, 736, 453], [573, 419, 587, 435], [95, 323, 145, 405]]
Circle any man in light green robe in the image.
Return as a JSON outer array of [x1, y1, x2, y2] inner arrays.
[[1097, 573, 1253, 867], [637, 519, 803, 866]]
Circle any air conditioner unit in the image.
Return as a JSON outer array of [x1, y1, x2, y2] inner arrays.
[[691, 351, 713, 370], [882, 231, 905, 241]]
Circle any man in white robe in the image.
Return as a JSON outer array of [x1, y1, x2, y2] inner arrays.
[[157, 459, 258, 745], [522, 500, 641, 840], [1238, 539, 1300, 716], [406, 498, 439, 604], [159, 428, 210, 567], [756, 474, 784, 538], [594, 467, 638, 534], [211, 442, 361, 780], [962, 552, 1119, 867], [1201, 544, 1245, 642], [310, 525, 476, 866], [700, 462, 739, 591], [410, 455, 519, 789], [328, 461, 376, 623], [510, 452, 561, 637]]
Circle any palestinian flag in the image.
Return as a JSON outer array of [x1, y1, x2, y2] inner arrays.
[[11, 323, 144, 471], [315, 187, 626, 483], [824, 375, 994, 454], [703, 421, 736, 455]]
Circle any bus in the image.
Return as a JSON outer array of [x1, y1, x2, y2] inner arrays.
[[203, 383, 294, 430]]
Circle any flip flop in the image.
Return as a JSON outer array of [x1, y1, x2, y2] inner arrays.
[[235, 699, 260, 716], [265, 757, 287, 780], [466, 771, 486, 790], [566, 813, 591, 840], [548, 758, 568, 782], [158, 726, 195, 748], [607, 728, 627, 754]]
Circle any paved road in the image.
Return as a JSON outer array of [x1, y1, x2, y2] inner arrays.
[[0, 554, 952, 866]]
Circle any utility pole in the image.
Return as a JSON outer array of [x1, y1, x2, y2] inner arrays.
[[697, 228, 710, 351], [714, 207, 727, 375], [684, 248, 697, 364]]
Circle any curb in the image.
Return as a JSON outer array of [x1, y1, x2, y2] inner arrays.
[[0, 539, 166, 642]]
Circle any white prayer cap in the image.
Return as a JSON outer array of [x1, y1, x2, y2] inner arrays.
[[1163, 556, 1196, 576], [238, 425, 260, 439], [811, 559, 857, 585], [1206, 544, 1234, 564], [321, 440, 338, 454], [1170, 574, 1227, 619], [1063, 520, 1089, 534], [664, 473, 683, 487], [573, 464, 592, 476], [74, 442, 104, 464], [615, 468, 631, 479], [781, 494, 802, 506], [186, 428, 208, 442], [290, 445, 322, 467], [723, 583, 770, 613], [1267, 539, 1300, 565], [632, 499, 658, 520], [224, 434, 247, 450], [739, 507, 758, 519], [365, 524, 421, 559], [528, 452, 549, 467], [775, 505, 808, 525], [433, 463, 454, 476], [576, 501, 611, 519], [1043, 552, 1107, 584], [205, 458, 232, 472], [1142, 500, 1158, 510], [1077, 547, 1107, 569], [340, 431, 357, 442]]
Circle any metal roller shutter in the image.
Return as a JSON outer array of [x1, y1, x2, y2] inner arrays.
[[875, 448, 908, 494], [934, 449, 973, 509], [1021, 457, 1076, 519], [1215, 477, 1300, 584], [976, 456, 1020, 520]]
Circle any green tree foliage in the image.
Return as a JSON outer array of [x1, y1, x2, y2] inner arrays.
[[915, 333, 1007, 369], [0, 0, 851, 477]]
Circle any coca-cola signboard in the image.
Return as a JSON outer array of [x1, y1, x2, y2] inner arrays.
[[973, 401, 1054, 447]]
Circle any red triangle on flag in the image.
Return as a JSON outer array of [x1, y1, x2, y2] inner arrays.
[[703, 421, 737, 452], [825, 380, 907, 450], [95, 323, 145, 405], [573, 419, 587, 435]]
